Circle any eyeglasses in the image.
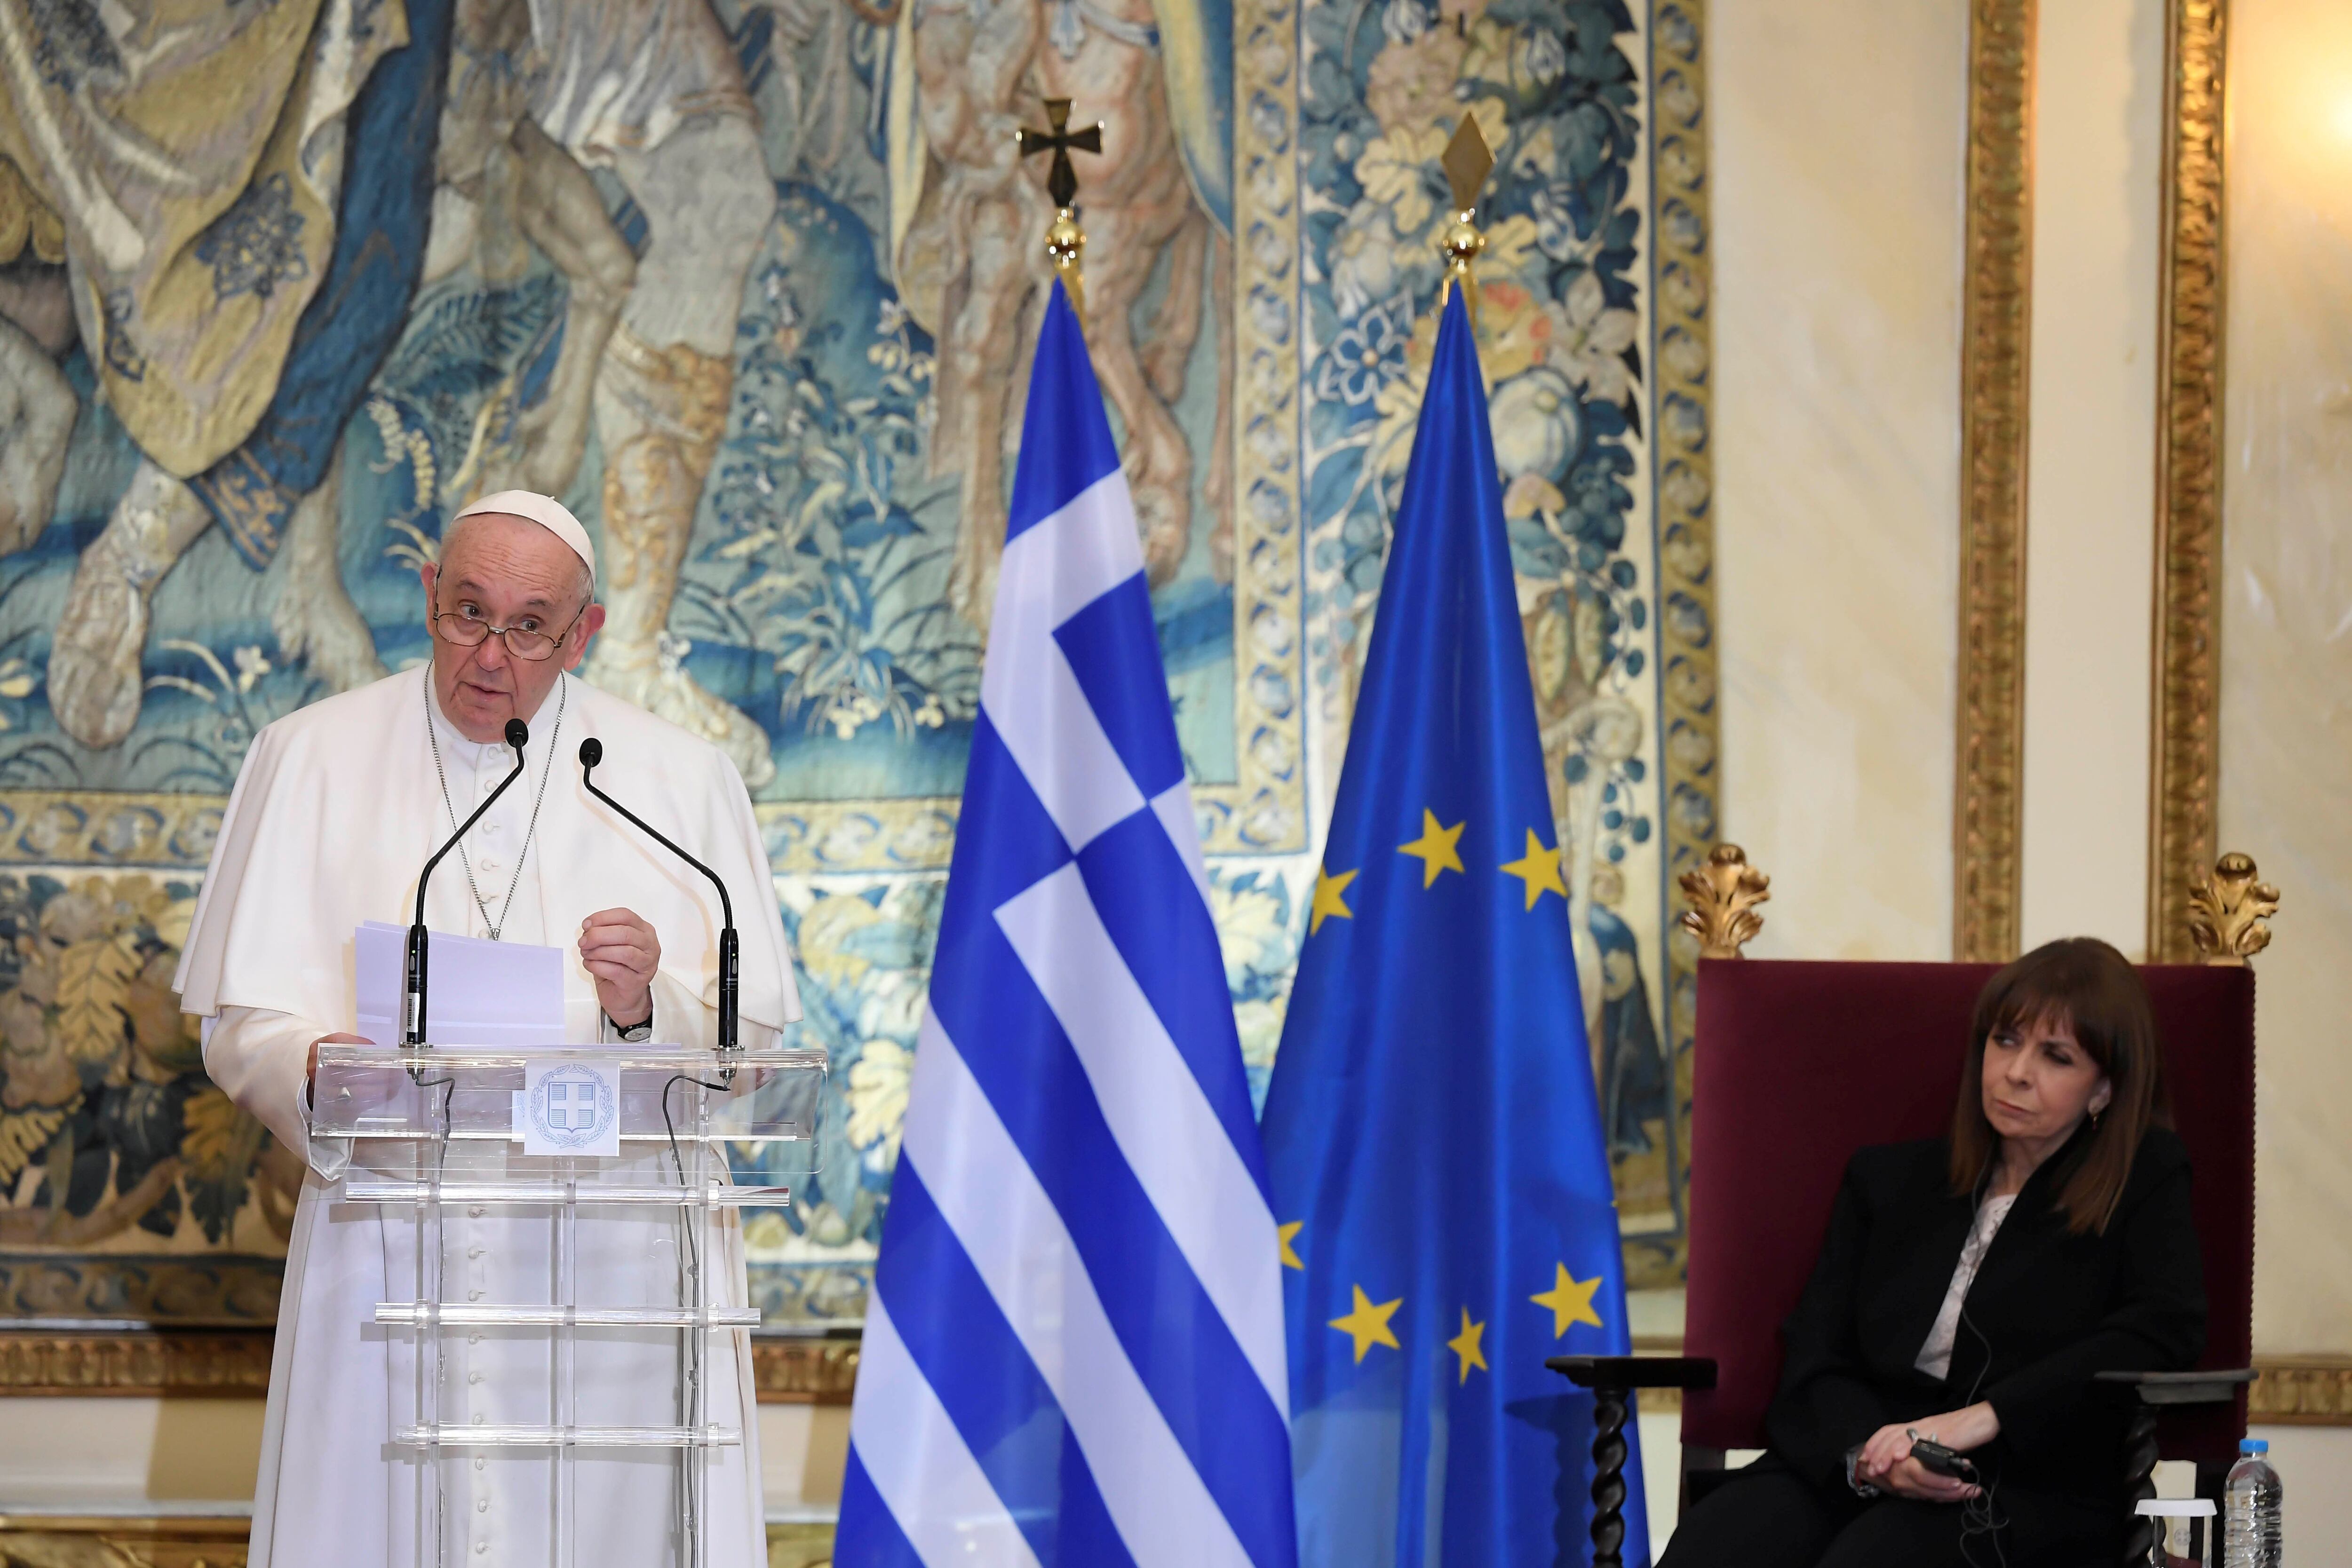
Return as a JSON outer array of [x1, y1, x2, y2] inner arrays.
[[430, 602, 586, 662]]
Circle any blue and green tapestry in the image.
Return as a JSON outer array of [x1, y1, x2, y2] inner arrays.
[[0, 0, 1713, 1325]]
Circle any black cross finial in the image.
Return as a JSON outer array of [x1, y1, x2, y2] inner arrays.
[[1016, 97, 1103, 210]]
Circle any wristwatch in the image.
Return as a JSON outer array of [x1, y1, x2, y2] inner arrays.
[[1844, 1444, 1880, 1499], [608, 1011, 653, 1043]]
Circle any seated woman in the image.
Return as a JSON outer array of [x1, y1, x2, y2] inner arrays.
[[1658, 937, 2206, 1568]]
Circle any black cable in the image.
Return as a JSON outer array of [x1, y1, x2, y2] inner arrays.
[[660, 1070, 731, 1560], [407, 1067, 457, 1560]]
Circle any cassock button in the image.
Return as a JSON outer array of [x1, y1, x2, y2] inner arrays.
[[469, 1290, 484, 1301], [474, 1458, 486, 1472], [469, 1206, 485, 1218], [476, 1542, 489, 1555], [469, 1333, 483, 1346], [477, 1499, 489, 1513], [469, 1371, 484, 1385], [481, 858, 502, 874], [469, 1246, 485, 1258]]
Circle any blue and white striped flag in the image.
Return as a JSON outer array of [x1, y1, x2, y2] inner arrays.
[[834, 280, 1298, 1568]]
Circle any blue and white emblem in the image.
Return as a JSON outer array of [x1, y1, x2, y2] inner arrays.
[[523, 1060, 621, 1157]]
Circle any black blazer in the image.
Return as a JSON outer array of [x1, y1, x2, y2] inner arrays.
[[1766, 1126, 2206, 1505]]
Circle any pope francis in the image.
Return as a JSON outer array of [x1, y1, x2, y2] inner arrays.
[[173, 491, 802, 1568]]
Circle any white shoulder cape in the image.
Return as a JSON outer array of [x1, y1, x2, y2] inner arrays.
[[173, 669, 800, 1033]]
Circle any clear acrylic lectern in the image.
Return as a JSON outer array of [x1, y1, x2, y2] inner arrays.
[[310, 1042, 826, 1568]]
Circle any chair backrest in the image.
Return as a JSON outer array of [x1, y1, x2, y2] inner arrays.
[[1679, 959, 2254, 1467]]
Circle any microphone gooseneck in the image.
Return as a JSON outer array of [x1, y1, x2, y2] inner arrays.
[[577, 737, 740, 1057], [403, 717, 531, 1045]]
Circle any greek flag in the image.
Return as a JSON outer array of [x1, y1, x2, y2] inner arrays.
[[834, 281, 1298, 1568]]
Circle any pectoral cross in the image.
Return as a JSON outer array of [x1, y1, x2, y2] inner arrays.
[[1017, 98, 1104, 317]]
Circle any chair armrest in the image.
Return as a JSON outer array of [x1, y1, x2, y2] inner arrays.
[[2092, 1368, 2255, 1406], [1546, 1355, 1719, 1392]]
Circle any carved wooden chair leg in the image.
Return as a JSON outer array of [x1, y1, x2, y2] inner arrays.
[[1588, 1383, 1631, 1568], [2118, 1401, 2160, 1568]]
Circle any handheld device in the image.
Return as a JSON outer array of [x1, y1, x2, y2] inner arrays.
[[1907, 1432, 1980, 1482]]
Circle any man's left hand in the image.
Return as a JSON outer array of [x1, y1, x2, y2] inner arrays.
[[580, 907, 660, 1027]]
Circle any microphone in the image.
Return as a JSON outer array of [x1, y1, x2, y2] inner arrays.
[[404, 718, 530, 1045], [577, 737, 739, 1056]]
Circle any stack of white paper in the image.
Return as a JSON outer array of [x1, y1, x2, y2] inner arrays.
[[353, 921, 567, 1047]]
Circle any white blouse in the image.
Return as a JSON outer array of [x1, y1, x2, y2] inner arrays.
[[1915, 1193, 2018, 1382]]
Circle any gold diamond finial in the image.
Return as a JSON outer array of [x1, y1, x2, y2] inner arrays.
[[1442, 114, 1494, 214], [1436, 116, 1494, 321]]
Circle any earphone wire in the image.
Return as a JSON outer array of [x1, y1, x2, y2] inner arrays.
[[1955, 1301, 2010, 1568]]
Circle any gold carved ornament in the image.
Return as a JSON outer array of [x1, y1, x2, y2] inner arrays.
[[2146, 0, 2227, 963], [1649, 0, 1719, 1294], [2185, 851, 2278, 966], [1676, 843, 1769, 960], [1953, 0, 2035, 965]]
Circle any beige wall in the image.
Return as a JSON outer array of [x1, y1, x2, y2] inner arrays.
[[1716, 0, 2347, 1363], [2219, 0, 2352, 1358], [0, 1399, 262, 1504], [2018, 0, 2163, 956], [1709, 0, 2352, 1390], [1713, 0, 1968, 962]]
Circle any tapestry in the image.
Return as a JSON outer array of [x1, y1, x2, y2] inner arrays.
[[0, 0, 1713, 1327]]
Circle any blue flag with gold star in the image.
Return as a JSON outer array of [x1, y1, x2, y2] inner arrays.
[[1261, 287, 1648, 1567]]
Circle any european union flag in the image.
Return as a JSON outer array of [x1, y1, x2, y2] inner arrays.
[[1261, 288, 1647, 1567]]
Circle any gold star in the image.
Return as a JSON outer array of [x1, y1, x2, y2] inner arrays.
[[1277, 1221, 1304, 1270], [1531, 1263, 1604, 1338], [1309, 865, 1358, 934], [1328, 1284, 1403, 1364], [1500, 830, 1568, 911], [1397, 810, 1467, 888], [1446, 1307, 1488, 1383]]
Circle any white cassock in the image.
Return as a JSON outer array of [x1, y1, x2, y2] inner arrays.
[[173, 667, 801, 1568]]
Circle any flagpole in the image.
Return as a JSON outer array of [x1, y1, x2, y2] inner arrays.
[[1436, 114, 1495, 327], [835, 99, 1301, 1560]]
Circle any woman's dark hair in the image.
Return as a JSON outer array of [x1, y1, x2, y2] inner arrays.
[[1948, 936, 2172, 1235]]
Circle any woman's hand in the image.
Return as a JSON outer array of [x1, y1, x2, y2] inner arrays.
[[1855, 1403, 2000, 1502], [1916, 1401, 2001, 1452], [1874, 1456, 1979, 1503]]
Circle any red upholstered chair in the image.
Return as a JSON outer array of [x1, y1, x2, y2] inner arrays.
[[1554, 953, 2258, 1568]]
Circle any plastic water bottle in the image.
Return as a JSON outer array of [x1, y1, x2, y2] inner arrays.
[[2222, 1437, 2283, 1568]]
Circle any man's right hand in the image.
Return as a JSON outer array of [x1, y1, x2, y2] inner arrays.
[[309, 1033, 373, 1088]]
